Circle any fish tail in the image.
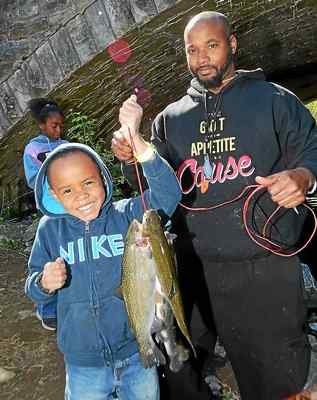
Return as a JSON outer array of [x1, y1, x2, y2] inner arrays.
[[171, 295, 197, 358]]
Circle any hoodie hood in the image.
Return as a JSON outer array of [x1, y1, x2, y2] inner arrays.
[[34, 142, 113, 218], [187, 68, 266, 99]]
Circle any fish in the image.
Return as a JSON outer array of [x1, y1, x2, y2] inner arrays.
[[121, 209, 195, 371]]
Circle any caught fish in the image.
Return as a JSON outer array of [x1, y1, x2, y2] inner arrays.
[[121, 209, 195, 371]]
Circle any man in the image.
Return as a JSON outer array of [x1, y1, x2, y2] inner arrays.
[[113, 11, 317, 400]]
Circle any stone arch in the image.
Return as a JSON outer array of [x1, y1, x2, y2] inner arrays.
[[0, 0, 177, 137]]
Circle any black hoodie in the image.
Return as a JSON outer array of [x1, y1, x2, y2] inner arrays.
[[128, 69, 317, 262]]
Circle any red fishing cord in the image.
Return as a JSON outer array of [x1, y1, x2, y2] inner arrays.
[[179, 184, 317, 257], [127, 127, 148, 212]]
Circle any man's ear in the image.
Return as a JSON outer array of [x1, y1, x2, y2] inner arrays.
[[230, 34, 237, 55]]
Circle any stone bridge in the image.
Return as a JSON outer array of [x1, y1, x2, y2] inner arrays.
[[0, 0, 179, 136], [0, 0, 317, 213]]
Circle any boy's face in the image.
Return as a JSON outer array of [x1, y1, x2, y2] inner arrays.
[[49, 152, 106, 222]]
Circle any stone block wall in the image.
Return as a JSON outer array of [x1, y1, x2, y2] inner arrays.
[[0, 0, 177, 138]]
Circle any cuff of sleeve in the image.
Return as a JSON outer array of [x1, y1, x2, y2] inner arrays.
[[141, 151, 166, 178], [35, 272, 55, 296], [135, 144, 155, 163]]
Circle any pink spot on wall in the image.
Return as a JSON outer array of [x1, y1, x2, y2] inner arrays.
[[134, 87, 152, 107], [107, 39, 132, 64]]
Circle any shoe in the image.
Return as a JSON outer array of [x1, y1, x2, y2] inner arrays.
[[35, 310, 57, 331]]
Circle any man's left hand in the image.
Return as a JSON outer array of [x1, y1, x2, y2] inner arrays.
[[255, 167, 315, 208]]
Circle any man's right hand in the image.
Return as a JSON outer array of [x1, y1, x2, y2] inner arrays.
[[111, 130, 134, 163], [41, 257, 67, 292]]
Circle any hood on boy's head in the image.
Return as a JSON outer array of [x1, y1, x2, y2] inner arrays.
[[34, 142, 113, 218]]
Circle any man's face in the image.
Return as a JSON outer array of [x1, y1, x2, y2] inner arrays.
[[185, 21, 236, 90], [49, 152, 106, 222], [39, 113, 64, 140]]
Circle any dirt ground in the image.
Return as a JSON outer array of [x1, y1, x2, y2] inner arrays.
[[0, 249, 65, 400]]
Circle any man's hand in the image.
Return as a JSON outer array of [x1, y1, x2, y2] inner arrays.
[[255, 167, 315, 208], [287, 384, 317, 399], [119, 94, 143, 138], [41, 257, 67, 292], [111, 130, 133, 162]]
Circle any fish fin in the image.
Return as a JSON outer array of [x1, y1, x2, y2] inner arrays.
[[140, 342, 166, 369], [165, 232, 177, 243], [169, 345, 190, 372], [151, 317, 164, 334]]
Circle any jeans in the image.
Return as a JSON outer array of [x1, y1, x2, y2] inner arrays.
[[65, 352, 159, 400], [37, 300, 57, 319]]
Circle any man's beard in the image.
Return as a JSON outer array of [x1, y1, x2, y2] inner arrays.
[[190, 50, 234, 90]]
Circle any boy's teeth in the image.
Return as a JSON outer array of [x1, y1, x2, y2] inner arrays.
[[79, 204, 91, 211]]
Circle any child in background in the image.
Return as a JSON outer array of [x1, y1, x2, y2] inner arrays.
[[23, 98, 67, 331], [23, 98, 67, 189], [25, 95, 181, 400]]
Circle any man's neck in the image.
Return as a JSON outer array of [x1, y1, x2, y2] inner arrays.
[[208, 67, 237, 94]]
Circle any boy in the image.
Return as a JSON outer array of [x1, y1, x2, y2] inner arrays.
[[25, 96, 181, 399]]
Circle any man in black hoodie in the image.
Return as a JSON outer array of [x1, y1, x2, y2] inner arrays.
[[113, 11, 317, 400]]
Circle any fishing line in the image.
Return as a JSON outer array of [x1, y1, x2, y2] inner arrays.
[[179, 184, 317, 257], [127, 126, 148, 213]]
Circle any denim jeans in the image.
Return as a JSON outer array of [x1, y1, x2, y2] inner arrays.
[[65, 352, 159, 400], [37, 299, 57, 319]]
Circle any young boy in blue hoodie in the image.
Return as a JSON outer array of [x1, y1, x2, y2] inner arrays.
[[25, 95, 181, 400], [23, 98, 67, 331]]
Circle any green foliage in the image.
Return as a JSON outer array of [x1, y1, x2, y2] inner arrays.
[[307, 99, 317, 120], [0, 237, 23, 252], [0, 204, 21, 220], [66, 111, 126, 200]]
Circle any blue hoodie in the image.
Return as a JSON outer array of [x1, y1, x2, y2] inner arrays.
[[23, 133, 68, 189], [25, 143, 181, 367]]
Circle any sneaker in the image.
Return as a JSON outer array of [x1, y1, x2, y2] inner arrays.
[[35, 310, 57, 331]]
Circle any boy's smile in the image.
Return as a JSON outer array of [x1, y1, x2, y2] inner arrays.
[[48, 151, 106, 222]]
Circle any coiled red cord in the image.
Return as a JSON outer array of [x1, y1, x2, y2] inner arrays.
[[179, 184, 317, 257]]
